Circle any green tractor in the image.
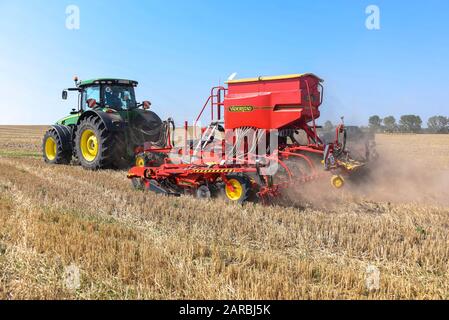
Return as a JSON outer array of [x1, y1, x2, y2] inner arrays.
[[43, 77, 169, 170]]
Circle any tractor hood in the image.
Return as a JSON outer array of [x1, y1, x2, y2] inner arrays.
[[56, 113, 82, 126]]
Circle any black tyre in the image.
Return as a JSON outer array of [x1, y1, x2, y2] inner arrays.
[[75, 115, 126, 170], [196, 185, 212, 199], [42, 128, 72, 164]]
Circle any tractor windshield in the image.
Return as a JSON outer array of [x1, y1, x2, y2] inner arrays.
[[103, 85, 137, 110]]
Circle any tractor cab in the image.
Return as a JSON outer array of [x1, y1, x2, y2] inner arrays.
[[103, 85, 136, 110], [77, 78, 140, 111], [61, 78, 151, 114]]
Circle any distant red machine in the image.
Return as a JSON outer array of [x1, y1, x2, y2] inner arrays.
[[128, 74, 363, 204]]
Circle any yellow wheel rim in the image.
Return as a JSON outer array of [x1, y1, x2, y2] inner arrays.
[[80, 129, 98, 162], [45, 137, 57, 161], [225, 179, 243, 201], [331, 175, 345, 189], [136, 156, 145, 167]]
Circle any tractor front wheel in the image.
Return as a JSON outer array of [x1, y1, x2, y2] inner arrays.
[[42, 129, 72, 164]]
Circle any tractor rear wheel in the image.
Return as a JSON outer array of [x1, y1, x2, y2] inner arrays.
[[224, 175, 252, 204], [42, 128, 72, 164], [75, 115, 126, 170]]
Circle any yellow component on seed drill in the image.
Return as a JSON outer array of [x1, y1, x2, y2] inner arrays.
[[342, 160, 364, 171], [331, 175, 345, 189]]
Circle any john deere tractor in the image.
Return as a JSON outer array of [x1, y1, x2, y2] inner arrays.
[[42, 77, 168, 170]]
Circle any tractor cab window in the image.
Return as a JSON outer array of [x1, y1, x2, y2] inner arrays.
[[103, 85, 137, 110], [82, 85, 100, 109]]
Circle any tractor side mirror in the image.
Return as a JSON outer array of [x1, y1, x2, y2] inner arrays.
[[86, 98, 97, 108], [142, 100, 151, 110], [62, 90, 68, 100]]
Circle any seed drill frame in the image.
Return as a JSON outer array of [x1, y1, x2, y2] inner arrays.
[[127, 74, 363, 203]]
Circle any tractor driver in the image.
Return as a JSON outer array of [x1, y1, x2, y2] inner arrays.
[[122, 91, 135, 109], [104, 86, 123, 110]]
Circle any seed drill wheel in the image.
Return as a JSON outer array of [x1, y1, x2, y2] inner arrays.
[[224, 175, 252, 204], [196, 185, 212, 199], [42, 128, 72, 164], [131, 177, 145, 190], [135, 153, 147, 167], [75, 115, 126, 170], [331, 175, 345, 189]]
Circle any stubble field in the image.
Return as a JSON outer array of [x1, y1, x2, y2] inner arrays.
[[0, 126, 448, 299]]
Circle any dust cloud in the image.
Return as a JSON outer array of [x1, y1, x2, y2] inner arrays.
[[282, 146, 449, 209], [346, 151, 449, 206]]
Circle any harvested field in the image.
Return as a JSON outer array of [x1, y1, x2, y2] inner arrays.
[[0, 126, 448, 299]]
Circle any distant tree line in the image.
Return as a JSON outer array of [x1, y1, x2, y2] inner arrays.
[[368, 115, 449, 134]]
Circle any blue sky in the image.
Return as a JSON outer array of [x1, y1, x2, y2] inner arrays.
[[0, 0, 448, 125]]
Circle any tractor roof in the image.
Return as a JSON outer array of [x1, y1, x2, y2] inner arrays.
[[226, 73, 323, 84], [79, 78, 138, 87]]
